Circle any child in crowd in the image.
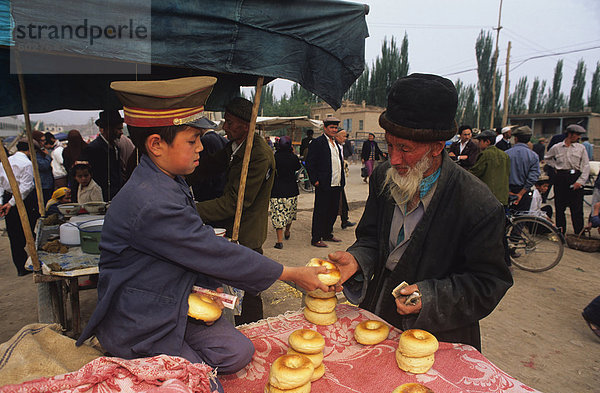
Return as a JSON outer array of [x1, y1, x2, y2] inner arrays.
[[75, 77, 330, 393], [530, 177, 553, 220], [73, 161, 103, 203], [45, 187, 71, 216]]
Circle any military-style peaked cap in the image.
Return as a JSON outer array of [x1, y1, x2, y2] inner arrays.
[[110, 76, 217, 127]]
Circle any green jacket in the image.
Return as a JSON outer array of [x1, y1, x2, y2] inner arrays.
[[469, 145, 510, 206], [194, 133, 275, 251]]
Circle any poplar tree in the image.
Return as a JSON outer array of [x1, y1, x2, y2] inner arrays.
[[589, 62, 600, 112], [569, 59, 587, 112], [546, 59, 566, 113], [509, 76, 529, 115], [475, 30, 501, 129]]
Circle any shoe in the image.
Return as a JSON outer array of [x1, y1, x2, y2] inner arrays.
[[324, 236, 342, 243], [363, 178, 367, 183], [341, 221, 356, 229], [17, 270, 32, 277], [311, 241, 328, 248], [274, 242, 283, 249], [509, 249, 521, 258], [284, 231, 290, 240]]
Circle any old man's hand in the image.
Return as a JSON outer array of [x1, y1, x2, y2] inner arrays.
[[328, 251, 359, 291], [395, 283, 422, 315]]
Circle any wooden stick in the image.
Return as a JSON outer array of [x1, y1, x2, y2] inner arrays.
[[15, 50, 46, 217], [0, 140, 41, 272], [231, 77, 264, 243]]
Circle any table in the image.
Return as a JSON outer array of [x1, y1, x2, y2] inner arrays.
[[221, 304, 541, 393], [26, 219, 100, 337]]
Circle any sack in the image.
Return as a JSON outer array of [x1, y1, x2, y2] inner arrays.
[[361, 166, 368, 178]]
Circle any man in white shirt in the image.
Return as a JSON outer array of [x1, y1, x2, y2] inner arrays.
[[544, 124, 590, 234], [306, 117, 345, 247], [45, 132, 68, 188], [0, 140, 40, 276]]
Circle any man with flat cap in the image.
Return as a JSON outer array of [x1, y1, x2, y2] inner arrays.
[[330, 74, 513, 351], [306, 116, 345, 247], [194, 97, 276, 325], [82, 110, 124, 201], [505, 125, 540, 213], [544, 123, 590, 234]]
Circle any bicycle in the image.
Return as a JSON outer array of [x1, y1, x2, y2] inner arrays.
[[505, 210, 565, 272], [296, 161, 314, 193]]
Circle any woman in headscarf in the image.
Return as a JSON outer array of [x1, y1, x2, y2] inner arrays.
[[45, 187, 71, 216], [269, 136, 301, 249]]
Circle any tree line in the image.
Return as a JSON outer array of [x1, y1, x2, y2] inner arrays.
[[249, 30, 600, 131]]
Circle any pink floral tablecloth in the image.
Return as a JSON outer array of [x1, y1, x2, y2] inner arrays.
[[221, 304, 540, 393]]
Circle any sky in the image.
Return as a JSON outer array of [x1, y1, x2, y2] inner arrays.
[[13, 0, 600, 125]]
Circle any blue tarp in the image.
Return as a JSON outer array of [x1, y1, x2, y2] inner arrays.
[[0, 0, 369, 116]]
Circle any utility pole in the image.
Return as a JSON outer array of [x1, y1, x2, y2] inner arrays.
[[502, 41, 511, 127], [490, 0, 503, 129]]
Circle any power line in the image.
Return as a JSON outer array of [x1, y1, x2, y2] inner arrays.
[[368, 22, 494, 30], [510, 45, 600, 72], [441, 45, 600, 78]]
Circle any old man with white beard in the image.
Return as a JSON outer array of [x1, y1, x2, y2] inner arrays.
[[330, 74, 513, 351]]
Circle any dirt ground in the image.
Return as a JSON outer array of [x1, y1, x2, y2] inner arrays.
[[1, 163, 599, 392]]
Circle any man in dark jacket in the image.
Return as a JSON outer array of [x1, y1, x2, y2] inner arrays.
[[186, 117, 227, 202], [448, 125, 479, 170], [330, 74, 513, 351], [306, 117, 345, 247], [82, 110, 124, 201]]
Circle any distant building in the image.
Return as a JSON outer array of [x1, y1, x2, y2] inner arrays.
[[310, 100, 385, 140], [0, 116, 23, 137], [508, 111, 599, 160]]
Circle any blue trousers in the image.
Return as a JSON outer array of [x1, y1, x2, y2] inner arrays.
[[182, 316, 254, 376]]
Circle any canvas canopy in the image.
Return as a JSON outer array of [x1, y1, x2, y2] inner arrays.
[[0, 0, 369, 115]]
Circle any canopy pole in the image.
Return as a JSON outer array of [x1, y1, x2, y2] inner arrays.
[[15, 51, 46, 217], [231, 77, 264, 243], [0, 140, 41, 272]]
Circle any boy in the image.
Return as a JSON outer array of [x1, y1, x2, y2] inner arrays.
[[73, 161, 103, 203], [530, 177, 553, 220], [75, 77, 330, 392]]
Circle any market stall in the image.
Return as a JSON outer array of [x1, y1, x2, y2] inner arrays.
[[0, 0, 369, 331]]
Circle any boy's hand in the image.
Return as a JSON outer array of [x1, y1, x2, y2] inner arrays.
[[280, 266, 331, 293]]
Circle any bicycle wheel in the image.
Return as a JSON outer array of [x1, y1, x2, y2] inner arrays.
[[296, 167, 314, 193], [507, 216, 564, 272]]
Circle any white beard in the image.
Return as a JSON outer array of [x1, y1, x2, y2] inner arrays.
[[383, 153, 433, 206]]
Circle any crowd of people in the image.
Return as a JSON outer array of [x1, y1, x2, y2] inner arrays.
[[0, 111, 139, 277]]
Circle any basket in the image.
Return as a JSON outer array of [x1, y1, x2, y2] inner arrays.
[[566, 229, 600, 252]]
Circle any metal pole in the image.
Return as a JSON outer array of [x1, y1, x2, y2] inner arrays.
[[231, 76, 264, 243], [490, 0, 503, 129], [502, 41, 511, 127]]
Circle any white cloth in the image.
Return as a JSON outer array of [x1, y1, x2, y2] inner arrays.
[[495, 134, 503, 144], [530, 188, 548, 218], [459, 141, 468, 154], [0, 151, 35, 206], [50, 144, 67, 178], [327, 136, 342, 187]]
